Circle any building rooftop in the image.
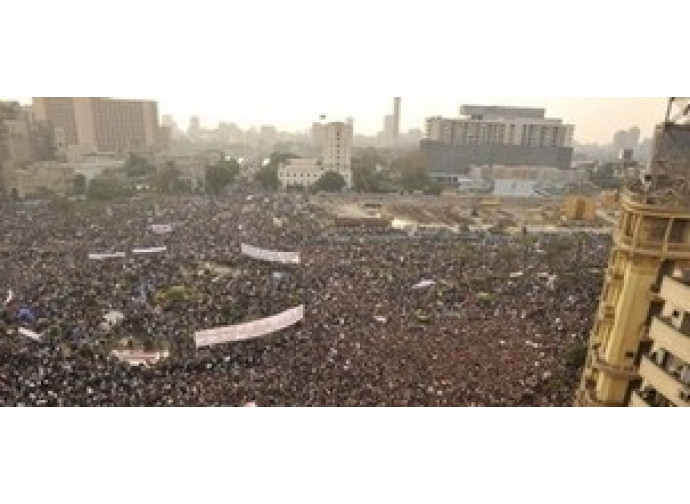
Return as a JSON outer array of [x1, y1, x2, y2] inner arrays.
[[459, 105, 547, 120]]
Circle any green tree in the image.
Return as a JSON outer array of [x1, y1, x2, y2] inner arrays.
[[390, 151, 444, 195], [254, 164, 280, 191], [87, 177, 132, 201], [73, 173, 87, 195], [124, 153, 155, 178], [206, 158, 239, 195], [313, 171, 347, 193], [566, 342, 588, 371], [393, 151, 434, 192], [155, 161, 182, 194]]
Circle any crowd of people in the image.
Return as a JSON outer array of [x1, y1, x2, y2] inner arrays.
[[0, 193, 610, 406]]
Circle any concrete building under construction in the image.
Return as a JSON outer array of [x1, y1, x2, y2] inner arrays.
[[577, 98, 690, 407]]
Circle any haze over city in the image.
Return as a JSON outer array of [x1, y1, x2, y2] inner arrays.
[[7, 97, 667, 144]]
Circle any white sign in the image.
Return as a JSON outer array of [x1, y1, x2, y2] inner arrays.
[[112, 350, 169, 367], [195, 305, 305, 349], [18, 327, 42, 341], [132, 246, 167, 255], [88, 252, 127, 260], [150, 224, 173, 235], [241, 244, 300, 265], [412, 279, 436, 290]]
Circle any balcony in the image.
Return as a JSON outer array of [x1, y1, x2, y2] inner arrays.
[[659, 277, 690, 313], [613, 229, 690, 259], [648, 317, 690, 364], [638, 356, 690, 407]]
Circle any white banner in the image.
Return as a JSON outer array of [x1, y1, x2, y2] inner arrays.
[[195, 305, 305, 349], [150, 224, 173, 235], [412, 279, 436, 290], [88, 252, 127, 260], [241, 244, 300, 265], [132, 246, 167, 255], [19, 327, 42, 341], [112, 350, 168, 367]]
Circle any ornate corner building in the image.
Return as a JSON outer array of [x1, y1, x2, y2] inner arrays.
[[577, 98, 690, 407]]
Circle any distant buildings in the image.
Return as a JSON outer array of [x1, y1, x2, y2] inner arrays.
[[1, 100, 70, 198], [422, 105, 575, 179], [393, 97, 401, 146], [379, 98, 402, 148], [32, 97, 169, 160], [188, 116, 201, 138], [278, 121, 353, 189], [11, 162, 75, 200]]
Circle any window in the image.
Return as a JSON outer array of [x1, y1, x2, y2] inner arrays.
[[669, 219, 689, 244], [640, 217, 668, 243]]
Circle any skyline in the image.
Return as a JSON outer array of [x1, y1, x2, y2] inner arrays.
[[153, 97, 670, 144], [8, 97, 668, 145]]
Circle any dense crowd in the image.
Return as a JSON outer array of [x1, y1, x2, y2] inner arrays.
[[0, 194, 610, 406]]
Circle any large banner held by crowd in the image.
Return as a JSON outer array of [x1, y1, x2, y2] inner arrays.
[[195, 305, 305, 349], [18, 327, 42, 341], [88, 252, 127, 261], [132, 247, 167, 255], [241, 244, 300, 265]]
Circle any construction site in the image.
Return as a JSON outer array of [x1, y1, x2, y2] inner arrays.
[[315, 191, 614, 237]]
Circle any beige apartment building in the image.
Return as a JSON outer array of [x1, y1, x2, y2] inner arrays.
[[322, 122, 353, 188], [33, 97, 168, 158], [576, 100, 690, 407]]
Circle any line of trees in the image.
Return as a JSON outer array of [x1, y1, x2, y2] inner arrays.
[[79, 147, 445, 201]]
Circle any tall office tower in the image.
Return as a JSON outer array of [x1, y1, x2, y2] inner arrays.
[[322, 121, 353, 188], [32, 97, 164, 156], [576, 98, 690, 407], [393, 97, 401, 146]]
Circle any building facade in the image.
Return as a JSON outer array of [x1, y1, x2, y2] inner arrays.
[[32, 97, 167, 158], [9, 162, 75, 199], [278, 158, 324, 189], [1, 100, 67, 197], [422, 105, 575, 176], [322, 122, 353, 188], [577, 112, 690, 407]]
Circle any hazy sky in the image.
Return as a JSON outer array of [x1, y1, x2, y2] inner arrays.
[[155, 97, 667, 144], [10, 97, 668, 144]]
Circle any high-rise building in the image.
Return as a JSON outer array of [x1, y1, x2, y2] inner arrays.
[[32, 97, 165, 157], [188, 116, 201, 138], [393, 97, 401, 146], [421, 105, 574, 177], [322, 122, 353, 188], [576, 98, 690, 407]]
